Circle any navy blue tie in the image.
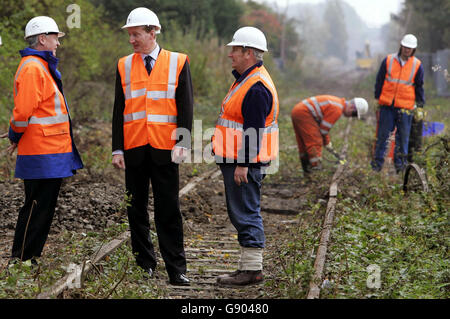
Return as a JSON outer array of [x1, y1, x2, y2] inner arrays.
[[145, 56, 153, 75]]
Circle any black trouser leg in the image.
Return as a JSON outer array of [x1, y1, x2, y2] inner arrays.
[[408, 118, 423, 163], [125, 165, 157, 271], [11, 178, 62, 261], [150, 162, 186, 277]]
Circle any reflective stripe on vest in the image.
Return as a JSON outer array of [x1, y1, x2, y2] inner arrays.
[[123, 112, 177, 124], [320, 120, 333, 135], [217, 117, 279, 133], [220, 72, 260, 114], [302, 98, 323, 123], [122, 52, 179, 124], [320, 99, 344, 110], [123, 52, 179, 101], [12, 58, 68, 128]]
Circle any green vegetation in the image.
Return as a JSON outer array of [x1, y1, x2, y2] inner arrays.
[[0, 219, 169, 299], [264, 91, 449, 299], [0, 0, 448, 299]]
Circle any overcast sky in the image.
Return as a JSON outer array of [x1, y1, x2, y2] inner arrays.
[[253, 0, 404, 28]]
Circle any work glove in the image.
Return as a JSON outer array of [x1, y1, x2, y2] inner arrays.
[[325, 142, 343, 161], [373, 99, 380, 109], [414, 108, 425, 121]]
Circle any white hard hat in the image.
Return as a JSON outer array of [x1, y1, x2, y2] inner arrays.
[[24, 16, 64, 39], [122, 7, 161, 34], [400, 34, 418, 49], [227, 26, 268, 52], [352, 98, 369, 119]]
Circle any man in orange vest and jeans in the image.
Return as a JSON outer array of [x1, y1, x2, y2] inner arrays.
[[291, 95, 368, 173], [371, 34, 425, 173], [213, 27, 279, 286], [2, 16, 83, 263], [111, 8, 193, 286]]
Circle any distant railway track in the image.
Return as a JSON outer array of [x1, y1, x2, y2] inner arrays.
[[307, 119, 353, 299]]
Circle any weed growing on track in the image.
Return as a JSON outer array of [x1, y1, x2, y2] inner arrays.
[[264, 93, 449, 299], [264, 216, 322, 298], [322, 121, 449, 299], [0, 220, 125, 298], [322, 160, 449, 299]]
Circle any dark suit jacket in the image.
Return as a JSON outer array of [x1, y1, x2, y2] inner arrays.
[[112, 47, 194, 166]]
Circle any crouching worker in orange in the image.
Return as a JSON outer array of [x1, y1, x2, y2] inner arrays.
[[291, 95, 368, 173]]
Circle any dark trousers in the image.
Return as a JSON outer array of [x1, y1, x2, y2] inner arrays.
[[408, 117, 423, 163], [371, 105, 413, 172], [125, 148, 186, 276], [11, 178, 62, 261]]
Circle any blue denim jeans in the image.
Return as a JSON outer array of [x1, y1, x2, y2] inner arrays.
[[371, 105, 413, 172], [219, 164, 265, 248]]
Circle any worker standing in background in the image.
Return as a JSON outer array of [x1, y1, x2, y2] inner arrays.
[[1, 16, 83, 263], [371, 34, 425, 173], [112, 7, 193, 286], [213, 26, 279, 286], [291, 95, 368, 173]]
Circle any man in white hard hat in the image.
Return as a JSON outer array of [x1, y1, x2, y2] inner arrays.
[[112, 7, 193, 286], [212, 26, 280, 286], [371, 34, 425, 173], [1, 16, 83, 264], [291, 95, 368, 173]]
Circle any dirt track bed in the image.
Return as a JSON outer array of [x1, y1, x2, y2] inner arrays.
[[166, 173, 312, 299], [0, 160, 320, 299]]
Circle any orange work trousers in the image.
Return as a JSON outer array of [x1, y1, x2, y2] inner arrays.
[[291, 104, 324, 166]]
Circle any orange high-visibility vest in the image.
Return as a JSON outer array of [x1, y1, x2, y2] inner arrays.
[[118, 49, 187, 150], [379, 54, 421, 109], [212, 65, 279, 163], [11, 56, 72, 156]]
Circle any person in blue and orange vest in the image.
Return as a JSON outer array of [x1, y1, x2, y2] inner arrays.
[[371, 34, 425, 173], [212, 26, 279, 286], [111, 8, 193, 286], [1, 16, 83, 264]]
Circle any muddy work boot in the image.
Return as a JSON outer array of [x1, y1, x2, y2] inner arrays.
[[301, 157, 311, 174], [216, 270, 264, 286]]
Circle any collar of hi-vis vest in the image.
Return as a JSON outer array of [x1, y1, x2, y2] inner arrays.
[[20, 47, 63, 93], [122, 49, 180, 102], [386, 53, 419, 87], [12, 51, 69, 128], [219, 62, 278, 132], [232, 61, 263, 82]]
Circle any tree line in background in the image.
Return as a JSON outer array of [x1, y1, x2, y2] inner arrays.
[[0, 0, 300, 127], [388, 0, 450, 53], [1, 0, 448, 128]]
